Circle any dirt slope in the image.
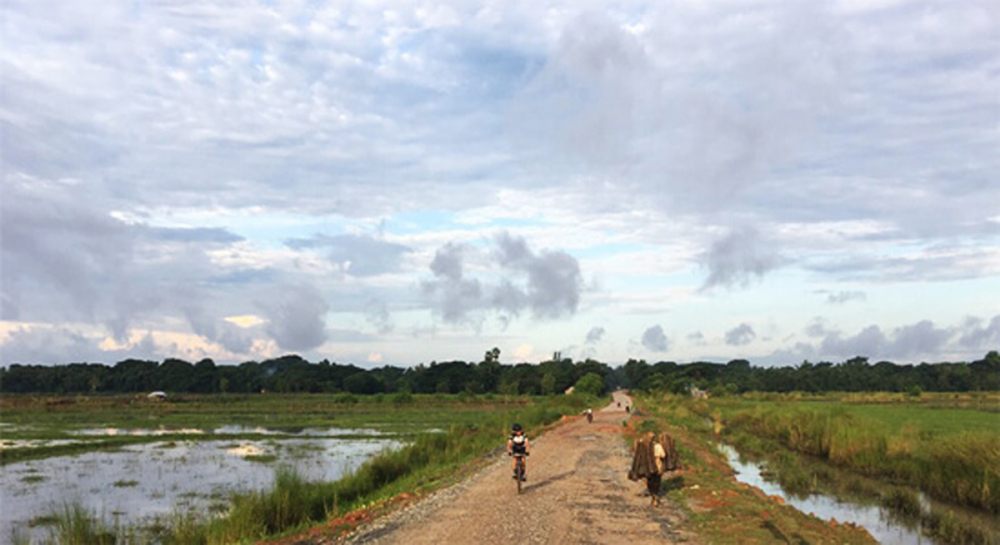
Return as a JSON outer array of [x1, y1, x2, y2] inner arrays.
[[340, 392, 696, 544]]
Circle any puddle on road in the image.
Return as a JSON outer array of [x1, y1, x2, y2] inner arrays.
[[1, 436, 402, 544], [718, 444, 934, 544]]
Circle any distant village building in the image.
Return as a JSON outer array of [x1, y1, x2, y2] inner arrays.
[[689, 386, 709, 399]]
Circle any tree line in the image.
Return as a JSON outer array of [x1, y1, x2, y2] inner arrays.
[[1, 350, 997, 396]]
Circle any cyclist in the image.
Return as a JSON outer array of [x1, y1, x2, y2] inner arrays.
[[507, 423, 530, 481]]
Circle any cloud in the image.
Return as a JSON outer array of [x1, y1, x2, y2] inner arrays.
[[2, 0, 997, 367], [257, 283, 329, 352], [825, 291, 867, 304], [365, 299, 394, 335], [641, 325, 669, 353], [701, 227, 780, 290], [957, 315, 1000, 349], [494, 232, 583, 319], [585, 326, 606, 344], [890, 320, 952, 358], [423, 232, 582, 324], [422, 243, 483, 323], [0, 176, 246, 343], [725, 323, 757, 346], [818, 320, 954, 360], [285, 233, 412, 277]]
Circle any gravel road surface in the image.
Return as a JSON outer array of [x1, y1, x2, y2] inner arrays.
[[341, 391, 696, 544]]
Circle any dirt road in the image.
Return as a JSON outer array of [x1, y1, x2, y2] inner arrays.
[[343, 392, 696, 544]]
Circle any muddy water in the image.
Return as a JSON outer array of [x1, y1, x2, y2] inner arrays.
[[1, 435, 402, 544], [718, 444, 934, 544]]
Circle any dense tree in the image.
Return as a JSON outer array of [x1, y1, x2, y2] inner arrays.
[[2, 352, 998, 396], [574, 372, 605, 397]]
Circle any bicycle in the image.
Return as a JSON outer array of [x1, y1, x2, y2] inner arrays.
[[511, 452, 528, 494]]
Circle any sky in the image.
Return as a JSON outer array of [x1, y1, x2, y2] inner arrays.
[[2, 0, 998, 369]]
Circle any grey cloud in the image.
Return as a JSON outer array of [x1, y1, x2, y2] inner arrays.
[[725, 323, 756, 346], [327, 329, 379, 343], [150, 227, 243, 244], [808, 248, 998, 283], [258, 283, 329, 352], [1, 177, 254, 347], [890, 320, 952, 358], [585, 326, 606, 344], [424, 233, 582, 324], [183, 305, 254, 354], [818, 320, 955, 360], [422, 242, 484, 323], [641, 325, 669, 353], [495, 232, 582, 319], [216, 327, 255, 354], [0, 326, 161, 365], [701, 227, 780, 290], [805, 318, 831, 338], [430, 243, 466, 281], [820, 325, 888, 359], [508, 5, 851, 210], [492, 280, 529, 317], [826, 291, 867, 304], [286, 233, 412, 277], [958, 315, 1000, 349], [365, 299, 394, 335]]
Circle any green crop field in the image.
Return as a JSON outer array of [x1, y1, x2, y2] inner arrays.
[[639, 391, 1000, 544]]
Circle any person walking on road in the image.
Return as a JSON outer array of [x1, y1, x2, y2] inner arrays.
[[628, 431, 667, 507]]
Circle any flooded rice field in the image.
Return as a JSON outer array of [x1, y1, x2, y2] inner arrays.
[[0, 428, 403, 544]]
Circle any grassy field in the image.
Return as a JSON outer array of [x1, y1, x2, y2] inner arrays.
[[625, 399, 877, 544], [2, 392, 597, 544], [636, 391, 1000, 544], [0, 392, 550, 464]]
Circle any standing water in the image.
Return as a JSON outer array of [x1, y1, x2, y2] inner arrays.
[[718, 444, 935, 544], [1, 434, 402, 544]]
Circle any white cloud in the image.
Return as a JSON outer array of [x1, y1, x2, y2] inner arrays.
[[2, 0, 997, 367]]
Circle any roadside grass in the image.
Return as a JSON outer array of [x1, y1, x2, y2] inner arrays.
[[626, 396, 876, 544], [27, 502, 133, 545], [182, 396, 591, 544]]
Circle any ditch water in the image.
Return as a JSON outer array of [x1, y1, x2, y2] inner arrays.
[[0, 429, 403, 544], [719, 444, 935, 544]]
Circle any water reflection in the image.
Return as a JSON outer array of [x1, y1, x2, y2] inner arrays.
[[1, 436, 402, 545], [67, 425, 386, 437], [718, 444, 935, 545]]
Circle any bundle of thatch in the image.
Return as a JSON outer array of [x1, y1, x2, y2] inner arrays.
[[628, 438, 658, 481]]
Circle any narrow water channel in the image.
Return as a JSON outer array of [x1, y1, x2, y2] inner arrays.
[[718, 444, 935, 544]]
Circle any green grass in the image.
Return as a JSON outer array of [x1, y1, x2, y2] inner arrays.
[[712, 399, 1000, 513], [642, 391, 1000, 543], [625, 395, 878, 544]]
